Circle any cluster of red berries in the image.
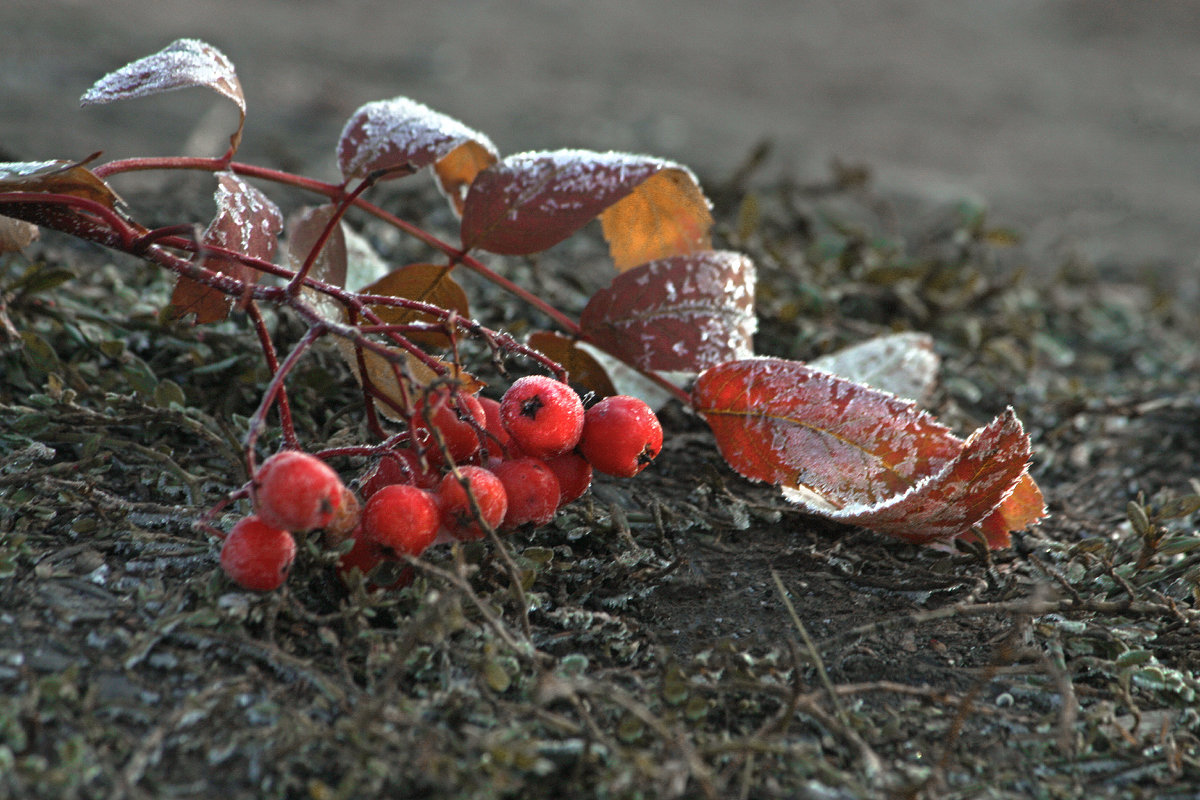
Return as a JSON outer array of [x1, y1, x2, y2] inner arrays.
[[218, 377, 663, 592]]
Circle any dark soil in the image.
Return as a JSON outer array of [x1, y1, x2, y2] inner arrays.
[[3, 155, 1200, 800]]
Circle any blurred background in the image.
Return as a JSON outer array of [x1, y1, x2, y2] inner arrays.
[[4, 0, 1199, 287]]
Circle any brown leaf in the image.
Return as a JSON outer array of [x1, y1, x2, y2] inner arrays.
[[337, 97, 497, 214], [0, 159, 140, 247], [80, 38, 246, 155], [526, 331, 618, 397], [0, 216, 39, 253], [460, 149, 712, 265], [579, 250, 755, 373], [360, 263, 470, 349], [692, 357, 1044, 547], [169, 171, 282, 324]]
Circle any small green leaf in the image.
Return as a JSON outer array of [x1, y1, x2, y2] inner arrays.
[[482, 659, 511, 693]]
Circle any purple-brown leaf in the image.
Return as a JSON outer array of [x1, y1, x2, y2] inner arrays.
[[580, 250, 756, 373], [80, 39, 246, 154], [337, 97, 498, 214], [169, 171, 282, 323], [460, 149, 712, 264]]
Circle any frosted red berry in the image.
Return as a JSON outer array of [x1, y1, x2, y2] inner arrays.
[[360, 449, 436, 498], [254, 450, 345, 532], [361, 484, 440, 556], [498, 375, 584, 459], [220, 516, 297, 592], [578, 395, 663, 478], [477, 396, 516, 456], [337, 534, 413, 591], [543, 451, 593, 505], [412, 387, 486, 463], [436, 465, 508, 541], [492, 458, 561, 529]]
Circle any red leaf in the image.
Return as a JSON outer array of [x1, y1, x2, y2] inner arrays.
[[580, 250, 756, 373], [169, 171, 282, 324], [337, 97, 498, 214], [823, 409, 1038, 545], [692, 358, 1044, 546], [460, 149, 712, 265], [80, 39, 246, 155]]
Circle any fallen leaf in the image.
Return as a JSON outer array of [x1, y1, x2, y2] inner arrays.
[[692, 357, 1044, 546]]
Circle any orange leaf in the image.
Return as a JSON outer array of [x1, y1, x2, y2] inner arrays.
[[580, 250, 755, 373], [360, 263, 470, 349], [460, 149, 712, 266], [599, 169, 712, 271], [81, 38, 246, 155], [692, 358, 1044, 547]]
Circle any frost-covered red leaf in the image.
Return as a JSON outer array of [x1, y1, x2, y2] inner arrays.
[[337, 97, 498, 214], [0, 159, 141, 247], [359, 263, 470, 349], [80, 39, 246, 155], [460, 149, 712, 266], [692, 357, 1044, 546], [810, 331, 940, 404], [169, 172, 282, 324], [580, 250, 756, 373], [526, 331, 618, 398]]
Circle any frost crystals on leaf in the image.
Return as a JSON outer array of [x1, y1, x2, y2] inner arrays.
[[80, 39, 247, 156], [460, 149, 712, 267], [580, 250, 756, 373], [337, 97, 498, 215], [692, 357, 1045, 547]]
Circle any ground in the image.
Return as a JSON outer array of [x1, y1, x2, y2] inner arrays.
[[4, 8, 1200, 800]]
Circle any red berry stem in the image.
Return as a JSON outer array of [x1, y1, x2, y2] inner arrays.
[[246, 301, 300, 451], [243, 323, 324, 471]]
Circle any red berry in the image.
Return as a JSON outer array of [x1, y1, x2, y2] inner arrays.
[[336, 534, 413, 591], [578, 395, 663, 478], [492, 458, 561, 529], [412, 387, 486, 463], [220, 516, 297, 592], [254, 450, 345, 532], [436, 465, 508, 541], [499, 375, 584, 459], [477, 396, 516, 456], [360, 449, 436, 498], [543, 451, 593, 504], [361, 484, 440, 556]]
